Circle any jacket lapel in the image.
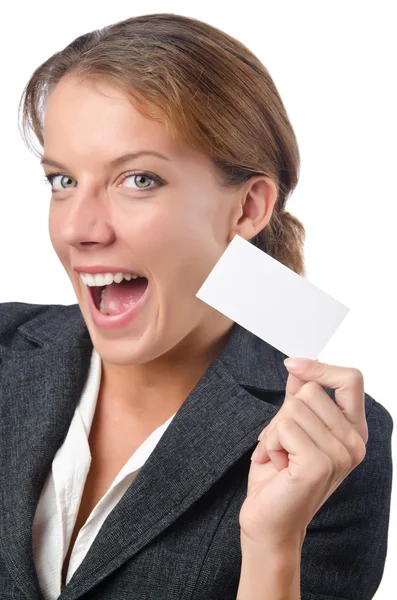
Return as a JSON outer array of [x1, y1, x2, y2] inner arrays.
[[0, 305, 288, 600]]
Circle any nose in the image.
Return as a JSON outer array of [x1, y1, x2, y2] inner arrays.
[[55, 190, 115, 248]]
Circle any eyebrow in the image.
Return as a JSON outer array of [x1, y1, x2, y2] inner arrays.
[[40, 150, 172, 170]]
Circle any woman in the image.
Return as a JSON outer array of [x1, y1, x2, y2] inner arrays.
[[0, 12, 392, 600]]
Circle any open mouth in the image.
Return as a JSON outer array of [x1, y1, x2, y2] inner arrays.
[[88, 278, 149, 314], [90, 285, 106, 310]]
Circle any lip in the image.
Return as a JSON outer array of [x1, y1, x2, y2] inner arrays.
[[83, 280, 150, 330], [74, 265, 147, 276]]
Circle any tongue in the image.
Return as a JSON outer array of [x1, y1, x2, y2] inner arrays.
[[103, 278, 148, 315]]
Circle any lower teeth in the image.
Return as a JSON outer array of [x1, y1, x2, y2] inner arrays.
[[99, 288, 108, 315]]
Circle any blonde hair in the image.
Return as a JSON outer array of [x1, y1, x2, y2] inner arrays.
[[19, 12, 306, 275]]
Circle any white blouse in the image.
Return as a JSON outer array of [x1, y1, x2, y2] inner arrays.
[[32, 346, 176, 599]]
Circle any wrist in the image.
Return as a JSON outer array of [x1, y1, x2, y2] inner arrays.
[[240, 529, 306, 557], [237, 541, 301, 600]]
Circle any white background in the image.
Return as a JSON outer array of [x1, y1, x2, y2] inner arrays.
[[0, 1, 395, 597]]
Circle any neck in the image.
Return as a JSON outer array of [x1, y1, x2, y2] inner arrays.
[[98, 315, 235, 420]]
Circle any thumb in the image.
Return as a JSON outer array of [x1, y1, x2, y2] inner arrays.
[[284, 358, 319, 397]]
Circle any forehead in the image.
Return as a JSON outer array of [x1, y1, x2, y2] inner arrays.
[[43, 76, 180, 162], [42, 76, 217, 178], [45, 76, 161, 129]]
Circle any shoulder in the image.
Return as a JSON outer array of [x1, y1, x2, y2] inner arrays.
[[0, 301, 62, 350], [361, 392, 393, 483], [365, 392, 393, 442], [362, 392, 393, 485], [342, 389, 393, 478]]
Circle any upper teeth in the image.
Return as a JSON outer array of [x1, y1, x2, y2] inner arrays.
[[79, 272, 143, 286]]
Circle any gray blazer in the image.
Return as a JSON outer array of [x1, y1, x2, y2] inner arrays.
[[0, 302, 393, 600]]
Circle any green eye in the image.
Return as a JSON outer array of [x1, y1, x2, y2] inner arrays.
[[133, 174, 152, 188], [43, 173, 76, 189], [60, 176, 76, 188], [43, 170, 164, 193], [122, 171, 163, 191]]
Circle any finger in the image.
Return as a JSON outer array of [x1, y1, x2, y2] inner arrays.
[[285, 370, 307, 397], [258, 380, 332, 440], [284, 358, 368, 443], [282, 394, 363, 469], [255, 394, 342, 465], [256, 384, 366, 467], [293, 383, 367, 460], [254, 397, 332, 467], [256, 372, 314, 444], [256, 371, 307, 443], [266, 418, 328, 476], [252, 435, 289, 470], [284, 357, 319, 397], [266, 419, 352, 506]]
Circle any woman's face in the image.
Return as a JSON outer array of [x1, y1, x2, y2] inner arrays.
[[43, 75, 274, 367]]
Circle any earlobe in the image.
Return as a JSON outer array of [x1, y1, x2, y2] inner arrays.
[[232, 220, 257, 243]]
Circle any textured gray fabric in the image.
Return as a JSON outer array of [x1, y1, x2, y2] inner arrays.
[[0, 301, 393, 600]]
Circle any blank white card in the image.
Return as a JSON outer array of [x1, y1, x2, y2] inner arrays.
[[196, 234, 350, 359]]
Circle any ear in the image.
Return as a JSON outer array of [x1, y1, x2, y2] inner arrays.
[[228, 175, 278, 242]]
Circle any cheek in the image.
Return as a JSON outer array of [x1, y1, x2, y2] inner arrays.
[[124, 206, 211, 249], [48, 212, 66, 259], [122, 208, 216, 285]]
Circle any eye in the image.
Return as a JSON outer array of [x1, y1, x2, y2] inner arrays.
[[43, 173, 76, 190], [43, 170, 163, 192], [121, 171, 161, 190]]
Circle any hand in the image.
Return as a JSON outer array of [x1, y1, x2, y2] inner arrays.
[[239, 357, 369, 549]]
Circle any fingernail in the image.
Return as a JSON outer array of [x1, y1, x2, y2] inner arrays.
[[284, 357, 311, 370]]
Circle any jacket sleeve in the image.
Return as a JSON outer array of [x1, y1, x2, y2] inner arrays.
[[300, 393, 393, 600]]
